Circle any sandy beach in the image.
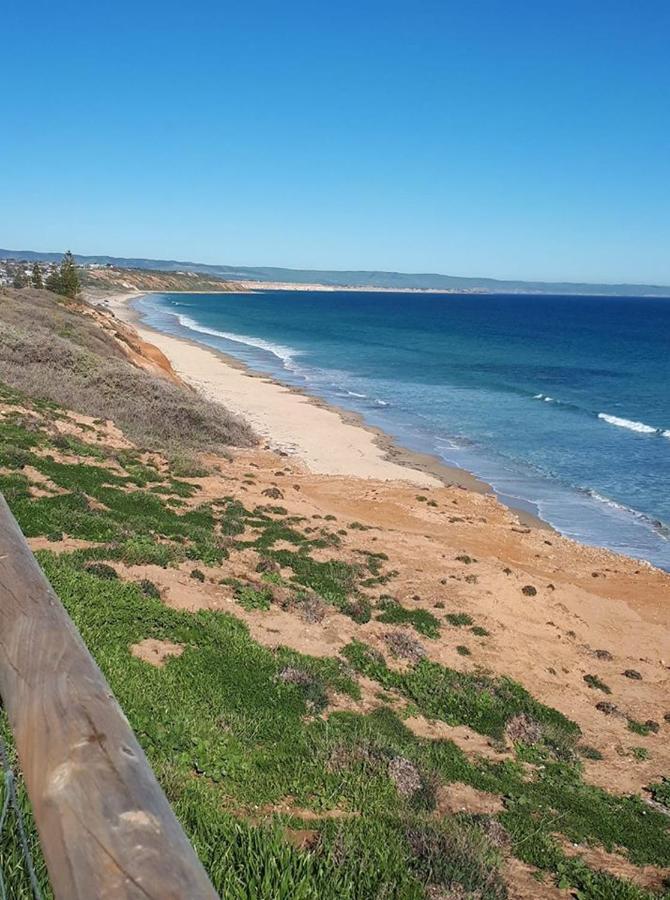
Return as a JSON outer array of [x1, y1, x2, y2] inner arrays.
[[104, 290, 483, 490]]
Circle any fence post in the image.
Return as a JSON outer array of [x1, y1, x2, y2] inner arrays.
[[0, 495, 219, 899]]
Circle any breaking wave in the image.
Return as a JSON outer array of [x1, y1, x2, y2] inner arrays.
[[597, 413, 669, 437], [532, 394, 668, 438], [175, 314, 301, 369]]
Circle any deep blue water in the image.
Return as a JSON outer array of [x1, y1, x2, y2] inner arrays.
[[135, 291, 670, 570]]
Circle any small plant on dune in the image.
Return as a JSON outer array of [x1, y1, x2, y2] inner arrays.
[[647, 777, 670, 809], [168, 453, 210, 479], [190, 568, 206, 582], [445, 612, 474, 627], [471, 625, 490, 637], [583, 674, 611, 694], [376, 599, 440, 638], [387, 756, 423, 800], [137, 579, 162, 599], [235, 584, 273, 611], [84, 561, 118, 580], [505, 712, 543, 746], [521, 585, 537, 597], [261, 486, 284, 500], [292, 592, 326, 624], [623, 669, 642, 680], [276, 666, 328, 712], [578, 744, 604, 761], [627, 718, 653, 736], [383, 630, 426, 663], [340, 597, 372, 624]]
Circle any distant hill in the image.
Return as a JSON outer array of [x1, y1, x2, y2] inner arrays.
[[2, 248, 669, 296]]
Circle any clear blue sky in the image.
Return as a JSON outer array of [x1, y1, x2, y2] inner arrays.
[[2, 0, 669, 283]]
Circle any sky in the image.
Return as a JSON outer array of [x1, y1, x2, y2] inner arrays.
[[2, 0, 669, 284]]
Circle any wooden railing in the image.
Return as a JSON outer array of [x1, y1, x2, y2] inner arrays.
[[0, 495, 219, 899]]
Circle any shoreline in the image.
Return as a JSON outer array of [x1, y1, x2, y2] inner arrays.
[[97, 289, 547, 529]]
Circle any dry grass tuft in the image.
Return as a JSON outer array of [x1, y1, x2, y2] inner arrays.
[[382, 629, 426, 663]]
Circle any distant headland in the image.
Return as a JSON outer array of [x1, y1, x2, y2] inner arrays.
[[2, 248, 669, 297]]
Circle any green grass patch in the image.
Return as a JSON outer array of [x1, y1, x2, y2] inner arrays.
[[376, 600, 441, 638]]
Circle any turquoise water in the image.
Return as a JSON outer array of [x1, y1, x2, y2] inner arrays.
[[135, 291, 670, 570]]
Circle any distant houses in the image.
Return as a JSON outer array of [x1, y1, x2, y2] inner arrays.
[[0, 256, 61, 287]]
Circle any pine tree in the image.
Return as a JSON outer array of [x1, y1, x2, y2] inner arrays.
[[59, 250, 80, 299], [31, 262, 44, 289], [45, 269, 62, 294]]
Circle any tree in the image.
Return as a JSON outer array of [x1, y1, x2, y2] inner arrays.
[[45, 269, 62, 293], [31, 262, 44, 289], [59, 250, 80, 299], [12, 272, 26, 289], [46, 251, 80, 299]]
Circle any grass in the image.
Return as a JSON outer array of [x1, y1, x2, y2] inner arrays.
[[376, 600, 441, 638]]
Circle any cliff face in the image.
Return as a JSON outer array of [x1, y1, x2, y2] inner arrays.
[[86, 303, 183, 385]]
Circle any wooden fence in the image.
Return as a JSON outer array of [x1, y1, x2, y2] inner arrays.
[[0, 495, 219, 899]]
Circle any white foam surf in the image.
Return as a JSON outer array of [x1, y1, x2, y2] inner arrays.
[[175, 314, 301, 369], [597, 413, 663, 435]]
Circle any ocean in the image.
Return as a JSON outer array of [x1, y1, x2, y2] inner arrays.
[[134, 290, 670, 571]]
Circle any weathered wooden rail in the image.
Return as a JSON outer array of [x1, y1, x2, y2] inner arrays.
[[0, 495, 219, 899]]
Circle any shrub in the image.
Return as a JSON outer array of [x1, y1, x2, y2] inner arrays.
[[168, 453, 210, 478], [137, 579, 161, 599], [261, 487, 284, 500], [647, 778, 670, 809], [471, 625, 490, 637], [382, 630, 426, 663], [387, 756, 422, 799], [84, 562, 118, 580]]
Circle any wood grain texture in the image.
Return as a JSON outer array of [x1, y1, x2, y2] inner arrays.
[[0, 496, 219, 899]]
